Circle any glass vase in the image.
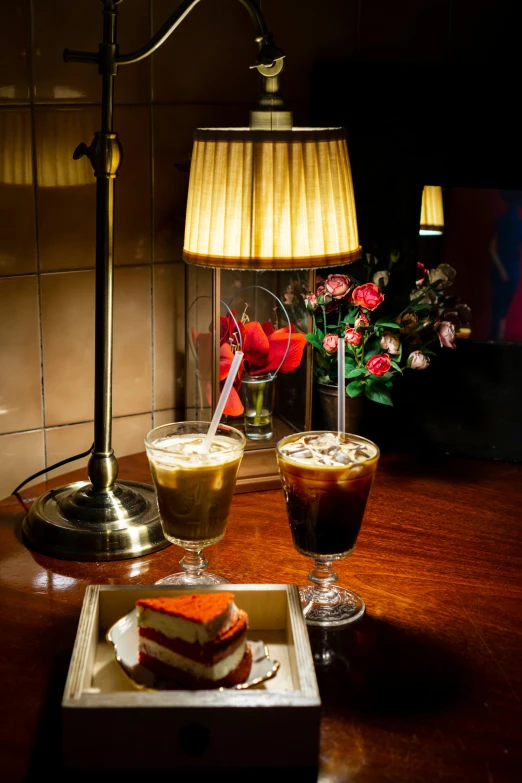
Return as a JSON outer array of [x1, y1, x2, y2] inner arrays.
[[240, 373, 274, 440]]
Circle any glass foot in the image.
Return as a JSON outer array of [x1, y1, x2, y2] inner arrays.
[[155, 571, 231, 586], [299, 585, 365, 627]]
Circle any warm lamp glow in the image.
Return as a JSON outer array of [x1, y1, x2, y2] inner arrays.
[[183, 127, 361, 269], [0, 110, 92, 187], [420, 185, 444, 235]]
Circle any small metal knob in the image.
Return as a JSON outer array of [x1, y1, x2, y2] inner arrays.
[[73, 141, 90, 160]]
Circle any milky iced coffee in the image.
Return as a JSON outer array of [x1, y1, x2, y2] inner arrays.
[[276, 432, 379, 558], [145, 423, 246, 547]]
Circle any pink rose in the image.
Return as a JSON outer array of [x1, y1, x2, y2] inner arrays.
[[325, 273, 351, 299], [366, 353, 392, 376], [303, 293, 318, 311], [380, 331, 400, 355], [396, 312, 418, 333], [316, 285, 333, 305], [355, 311, 369, 328], [351, 282, 384, 311], [322, 333, 339, 353], [435, 320, 456, 349], [408, 351, 430, 370], [345, 327, 361, 345]]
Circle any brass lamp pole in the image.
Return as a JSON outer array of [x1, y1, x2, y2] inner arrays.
[[22, 0, 285, 561]]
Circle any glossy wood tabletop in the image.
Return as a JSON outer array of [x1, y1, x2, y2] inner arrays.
[[1, 451, 522, 782]]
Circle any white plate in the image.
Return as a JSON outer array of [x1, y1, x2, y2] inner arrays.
[[106, 607, 280, 691]]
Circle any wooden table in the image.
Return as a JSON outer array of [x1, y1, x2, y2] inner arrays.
[[1, 452, 521, 782]]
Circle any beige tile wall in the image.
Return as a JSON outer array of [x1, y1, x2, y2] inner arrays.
[[0, 0, 360, 499]]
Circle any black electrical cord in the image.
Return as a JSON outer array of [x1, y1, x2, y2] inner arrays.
[[12, 443, 94, 496]]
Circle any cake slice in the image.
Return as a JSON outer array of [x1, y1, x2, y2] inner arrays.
[[136, 592, 251, 689]]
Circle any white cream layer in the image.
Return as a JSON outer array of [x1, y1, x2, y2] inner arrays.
[[149, 435, 240, 469], [140, 637, 246, 682], [137, 603, 238, 644]]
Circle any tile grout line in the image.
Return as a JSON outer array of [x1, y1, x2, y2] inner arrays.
[[0, 260, 180, 283], [1, 410, 165, 441], [0, 263, 169, 280], [28, 0, 49, 480]]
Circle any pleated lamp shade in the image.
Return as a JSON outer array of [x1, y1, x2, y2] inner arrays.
[[419, 185, 444, 235], [183, 127, 361, 269]]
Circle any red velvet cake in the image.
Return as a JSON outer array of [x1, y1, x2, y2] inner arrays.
[[136, 593, 251, 689]]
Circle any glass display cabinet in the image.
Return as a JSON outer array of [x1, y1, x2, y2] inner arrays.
[[185, 266, 315, 491]]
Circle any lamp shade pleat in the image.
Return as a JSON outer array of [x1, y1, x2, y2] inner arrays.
[[183, 127, 361, 269]]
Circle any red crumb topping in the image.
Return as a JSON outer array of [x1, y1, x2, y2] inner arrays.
[[136, 593, 234, 624]]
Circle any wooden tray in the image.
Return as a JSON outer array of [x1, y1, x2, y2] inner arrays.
[[62, 584, 321, 770]]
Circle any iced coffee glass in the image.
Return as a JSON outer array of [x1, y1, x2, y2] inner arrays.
[[277, 431, 379, 626], [145, 421, 246, 585]]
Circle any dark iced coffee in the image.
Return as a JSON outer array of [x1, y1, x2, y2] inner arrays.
[[277, 432, 379, 558]]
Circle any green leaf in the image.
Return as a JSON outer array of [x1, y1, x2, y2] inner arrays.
[[364, 381, 393, 406], [306, 333, 323, 350], [343, 310, 358, 326], [390, 360, 403, 375], [346, 380, 364, 397], [347, 368, 366, 379], [409, 303, 432, 312], [375, 318, 400, 329], [363, 336, 381, 362], [314, 352, 331, 370], [315, 327, 325, 341]]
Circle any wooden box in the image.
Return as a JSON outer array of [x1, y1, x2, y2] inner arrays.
[[62, 584, 321, 770]]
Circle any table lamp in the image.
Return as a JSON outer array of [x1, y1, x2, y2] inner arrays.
[[22, 0, 360, 561], [419, 185, 444, 235]]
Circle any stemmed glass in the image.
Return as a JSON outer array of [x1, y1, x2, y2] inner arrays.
[[276, 431, 379, 626], [145, 421, 246, 585]]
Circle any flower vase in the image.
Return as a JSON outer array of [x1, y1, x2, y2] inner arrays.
[[240, 373, 274, 440], [315, 381, 365, 434]]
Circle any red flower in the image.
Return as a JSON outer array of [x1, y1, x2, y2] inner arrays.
[[243, 321, 307, 376], [366, 353, 392, 376], [191, 315, 307, 416], [219, 342, 244, 416], [325, 273, 351, 300], [192, 317, 245, 417], [345, 327, 361, 345], [355, 311, 369, 328], [351, 283, 384, 311], [322, 333, 339, 353]]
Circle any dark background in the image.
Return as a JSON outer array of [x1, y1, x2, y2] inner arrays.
[[308, 1, 522, 461]]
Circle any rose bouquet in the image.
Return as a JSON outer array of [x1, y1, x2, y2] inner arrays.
[[304, 255, 471, 406]]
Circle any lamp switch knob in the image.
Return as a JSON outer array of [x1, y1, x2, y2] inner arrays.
[[73, 142, 90, 160]]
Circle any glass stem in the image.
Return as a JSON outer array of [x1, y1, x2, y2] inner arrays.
[[179, 548, 208, 577], [308, 559, 339, 604]]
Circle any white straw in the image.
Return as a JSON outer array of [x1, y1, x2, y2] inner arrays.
[[203, 351, 244, 452], [338, 337, 345, 435]]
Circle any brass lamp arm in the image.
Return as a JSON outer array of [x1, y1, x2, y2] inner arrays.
[[64, 0, 284, 72]]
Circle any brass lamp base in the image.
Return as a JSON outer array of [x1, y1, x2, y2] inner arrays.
[[22, 480, 169, 561]]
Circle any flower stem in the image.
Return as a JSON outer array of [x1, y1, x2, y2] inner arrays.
[[254, 382, 266, 425]]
